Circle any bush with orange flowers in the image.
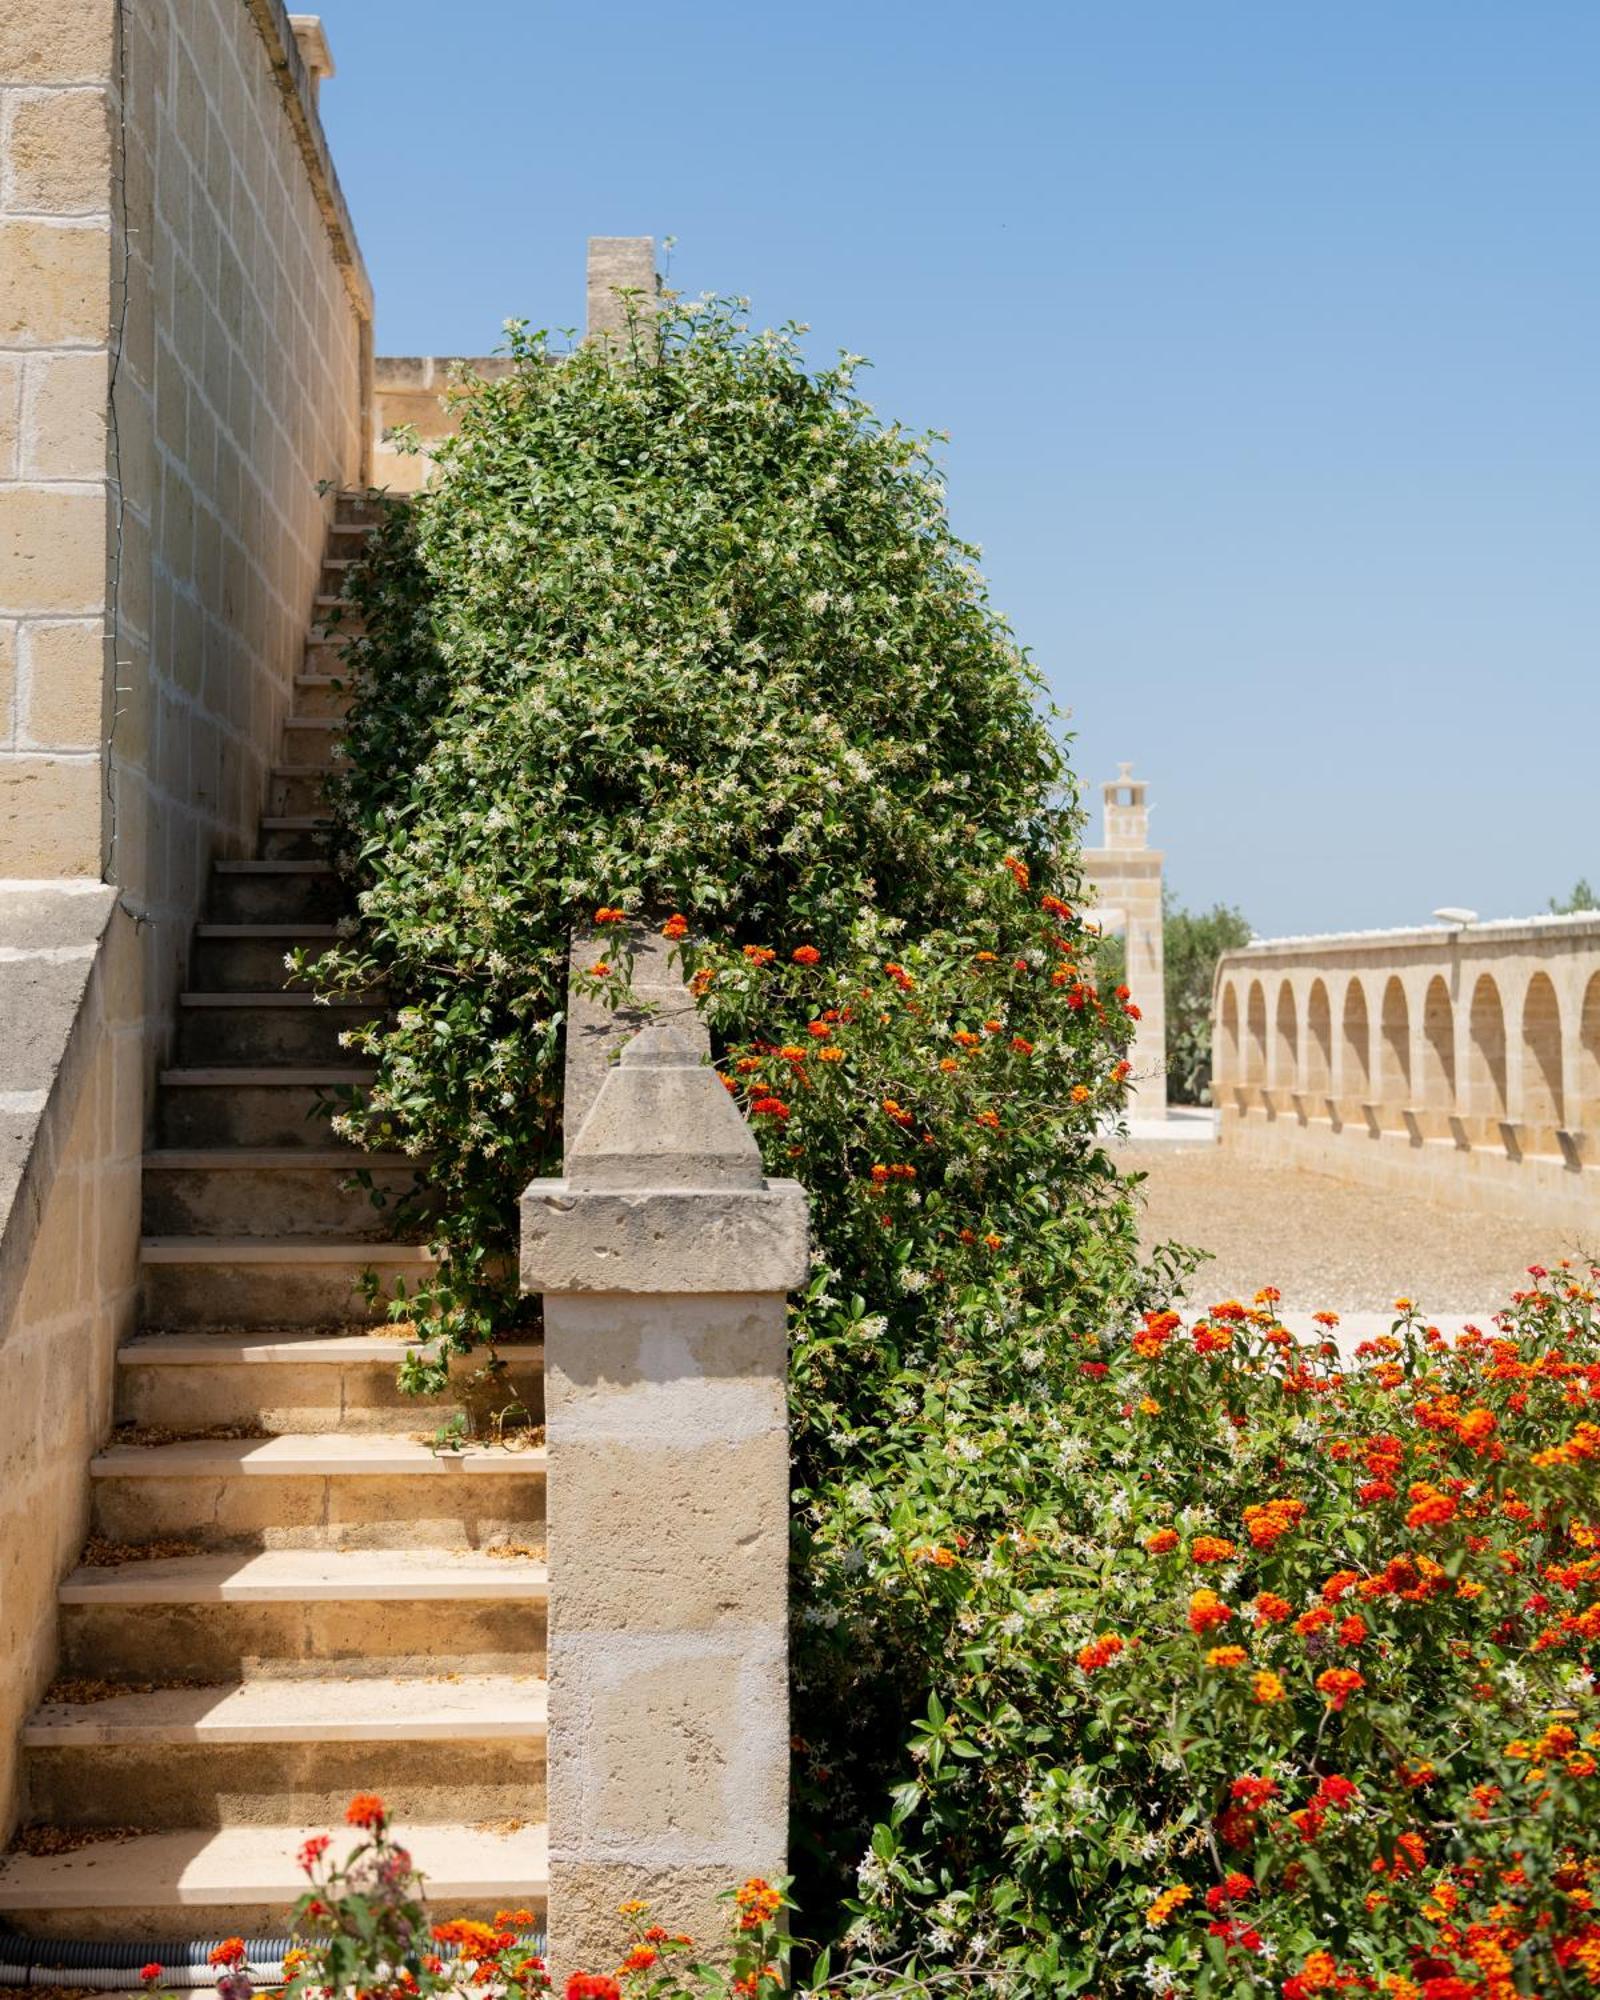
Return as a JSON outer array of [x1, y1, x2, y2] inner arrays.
[[761, 1274, 1600, 1996]]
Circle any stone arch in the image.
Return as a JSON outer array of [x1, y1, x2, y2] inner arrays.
[[1245, 981, 1267, 1084], [1218, 982, 1240, 1088], [1420, 975, 1455, 1112], [1340, 979, 1370, 1098], [1467, 973, 1508, 1121], [1272, 981, 1298, 1089], [1520, 973, 1564, 1129], [1581, 973, 1600, 1129], [1304, 979, 1332, 1095], [1379, 976, 1411, 1102]]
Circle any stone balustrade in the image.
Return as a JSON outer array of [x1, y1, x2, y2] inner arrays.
[[1213, 915, 1600, 1225]]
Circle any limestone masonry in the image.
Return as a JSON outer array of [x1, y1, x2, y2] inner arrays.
[[1214, 915, 1600, 1229]]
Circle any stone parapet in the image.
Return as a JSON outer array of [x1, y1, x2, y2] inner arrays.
[[522, 953, 804, 1968], [1214, 915, 1600, 1226]]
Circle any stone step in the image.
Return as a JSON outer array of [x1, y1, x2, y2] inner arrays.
[[0, 1819, 548, 1939], [268, 765, 330, 817], [22, 1677, 547, 1832], [115, 1331, 543, 1434], [280, 716, 346, 770], [175, 993, 382, 1067], [140, 1236, 435, 1330], [140, 1149, 422, 1240], [56, 1547, 547, 1687], [156, 1068, 372, 1148], [293, 672, 351, 719], [191, 923, 340, 991], [208, 859, 342, 924], [90, 1426, 545, 1548], [259, 815, 332, 861]]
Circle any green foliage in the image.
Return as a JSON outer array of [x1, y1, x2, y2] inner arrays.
[[1551, 878, 1598, 915], [307, 297, 1081, 1365], [1162, 892, 1252, 1104]]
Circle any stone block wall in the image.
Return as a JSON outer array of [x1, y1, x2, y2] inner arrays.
[[0, 0, 116, 871], [0, 885, 141, 1833], [0, 0, 369, 1837]]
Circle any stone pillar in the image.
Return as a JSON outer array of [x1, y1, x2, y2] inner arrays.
[[521, 1011, 806, 1969], [1082, 765, 1167, 1116], [586, 236, 656, 345]]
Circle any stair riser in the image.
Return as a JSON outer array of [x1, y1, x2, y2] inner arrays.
[[260, 823, 332, 861], [158, 1084, 354, 1149], [176, 1005, 381, 1067], [207, 873, 345, 924], [141, 1258, 421, 1330], [191, 936, 333, 991], [92, 1472, 547, 1551], [141, 1164, 421, 1239], [25, 1737, 546, 1832], [59, 1597, 546, 1685], [115, 1354, 544, 1435], [12, 1894, 546, 1944], [294, 678, 353, 719], [280, 724, 346, 769], [269, 769, 331, 817]]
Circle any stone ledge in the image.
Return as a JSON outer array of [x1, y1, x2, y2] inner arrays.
[[521, 1180, 809, 1295]]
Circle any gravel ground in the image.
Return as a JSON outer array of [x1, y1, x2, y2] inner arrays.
[[1117, 1143, 1589, 1313]]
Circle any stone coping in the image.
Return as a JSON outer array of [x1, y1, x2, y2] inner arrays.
[[1229, 911, 1600, 959], [241, 0, 373, 319]]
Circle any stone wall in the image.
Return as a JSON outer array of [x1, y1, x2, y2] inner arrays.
[[1214, 915, 1600, 1229], [0, 885, 141, 1834], [0, 0, 368, 1837], [1, 0, 369, 991]]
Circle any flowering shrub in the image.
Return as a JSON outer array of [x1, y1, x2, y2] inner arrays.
[[139, 1797, 791, 2000], [749, 1268, 1600, 1995], [304, 296, 1097, 1377]]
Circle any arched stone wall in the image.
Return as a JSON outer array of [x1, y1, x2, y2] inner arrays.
[[1340, 978, 1370, 1099], [1420, 975, 1455, 1112], [1218, 982, 1240, 1090], [1520, 973, 1564, 1131], [1245, 982, 1267, 1085], [1379, 976, 1411, 1105], [1272, 982, 1298, 1090], [1581, 973, 1600, 1132], [1212, 921, 1600, 1220], [1305, 979, 1332, 1095], [1467, 975, 1508, 1123]]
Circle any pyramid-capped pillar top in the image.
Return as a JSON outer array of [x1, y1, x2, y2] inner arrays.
[[565, 1021, 763, 1192], [586, 237, 658, 344], [521, 1019, 809, 1296]]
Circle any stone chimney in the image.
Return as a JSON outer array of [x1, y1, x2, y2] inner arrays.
[[1103, 762, 1150, 852], [287, 15, 335, 103], [585, 236, 657, 344]]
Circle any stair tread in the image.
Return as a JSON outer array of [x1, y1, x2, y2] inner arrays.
[[141, 1237, 432, 1263], [158, 1066, 375, 1085], [59, 1546, 547, 1605], [119, 1331, 442, 1362], [0, 1820, 548, 1910], [143, 1149, 412, 1169], [118, 1331, 458, 1364], [91, 1434, 545, 1477], [25, 1674, 547, 1746]]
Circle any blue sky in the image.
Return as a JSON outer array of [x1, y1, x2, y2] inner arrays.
[[314, 0, 1598, 937]]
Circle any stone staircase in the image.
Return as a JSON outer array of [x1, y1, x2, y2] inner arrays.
[[0, 496, 549, 1941]]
